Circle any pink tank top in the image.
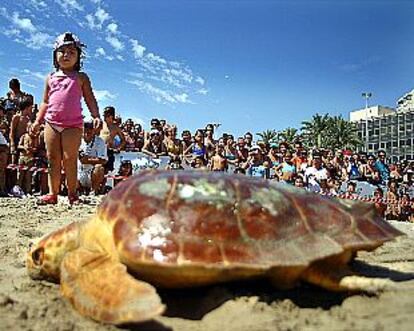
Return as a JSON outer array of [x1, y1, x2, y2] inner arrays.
[[45, 72, 83, 128]]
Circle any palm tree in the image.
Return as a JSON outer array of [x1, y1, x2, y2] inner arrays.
[[256, 129, 278, 144], [301, 113, 330, 148], [327, 116, 362, 150], [278, 127, 299, 145]]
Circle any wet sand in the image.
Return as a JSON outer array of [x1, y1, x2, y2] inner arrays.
[[1, 196, 414, 331]]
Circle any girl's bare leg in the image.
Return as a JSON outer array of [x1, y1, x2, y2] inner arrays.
[[44, 123, 62, 196], [61, 127, 82, 196]]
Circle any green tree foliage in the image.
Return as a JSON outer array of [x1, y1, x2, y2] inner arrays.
[[257, 114, 362, 151], [278, 127, 299, 145], [300, 113, 331, 148], [256, 129, 278, 144], [325, 116, 362, 150]]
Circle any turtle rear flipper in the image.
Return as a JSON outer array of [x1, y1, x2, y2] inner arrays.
[[301, 258, 395, 293], [60, 248, 165, 324]]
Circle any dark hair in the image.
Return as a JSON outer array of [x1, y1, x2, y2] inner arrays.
[[103, 106, 115, 117], [195, 129, 205, 137], [9, 78, 20, 89], [18, 95, 34, 111], [182, 130, 191, 137], [151, 118, 160, 125], [83, 121, 94, 130]]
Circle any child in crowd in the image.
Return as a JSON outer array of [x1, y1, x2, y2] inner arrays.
[[32, 32, 101, 205], [244, 145, 268, 178], [209, 143, 228, 172], [17, 123, 40, 194], [114, 160, 133, 187], [9, 95, 33, 165]]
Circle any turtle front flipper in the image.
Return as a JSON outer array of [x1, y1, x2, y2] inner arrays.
[[60, 248, 165, 324]]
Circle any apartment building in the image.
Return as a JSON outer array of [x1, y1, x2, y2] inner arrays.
[[350, 89, 414, 162]]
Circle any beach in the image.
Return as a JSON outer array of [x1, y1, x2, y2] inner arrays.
[[1, 196, 414, 331]]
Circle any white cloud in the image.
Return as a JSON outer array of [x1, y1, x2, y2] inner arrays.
[[59, 0, 84, 12], [195, 76, 205, 85], [1, 10, 53, 50], [3, 28, 20, 37], [27, 31, 51, 49], [85, 7, 110, 30], [106, 22, 118, 34], [147, 53, 167, 65], [197, 88, 209, 95], [95, 47, 106, 57], [127, 79, 192, 105], [96, 7, 109, 25], [169, 68, 193, 83], [12, 12, 36, 33], [174, 93, 191, 104], [106, 35, 124, 52], [131, 39, 146, 58], [22, 68, 46, 81], [94, 89, 116, 103], [28, 0, 47, 10]]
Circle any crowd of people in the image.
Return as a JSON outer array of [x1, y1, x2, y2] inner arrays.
[[0, 31, 413, 221], [0, 76, 413, 221]]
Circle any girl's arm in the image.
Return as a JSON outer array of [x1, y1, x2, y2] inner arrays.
[[33, 76, 50, 130], [79, 73, 101, 127]]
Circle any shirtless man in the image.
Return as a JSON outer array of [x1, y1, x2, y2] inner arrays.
[[209, 144, 228, 172], [9, 95, 33, 165], [100, 106, 125, 172], [5, 78, 31, 123]]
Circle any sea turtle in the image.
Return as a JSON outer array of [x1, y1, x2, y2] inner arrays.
[[27, 170, 403, 324]]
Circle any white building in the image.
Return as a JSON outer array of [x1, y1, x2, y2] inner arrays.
[[349, 105, 395, 122], [349, 90, 414, 162]]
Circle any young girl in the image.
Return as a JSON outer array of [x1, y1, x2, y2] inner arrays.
[[32, 32, 101, 205]]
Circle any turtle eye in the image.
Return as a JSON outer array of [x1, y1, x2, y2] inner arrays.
[[32, 248, 44, 266]]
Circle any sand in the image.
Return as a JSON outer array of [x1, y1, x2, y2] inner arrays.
[[1, 196, 414, 331]]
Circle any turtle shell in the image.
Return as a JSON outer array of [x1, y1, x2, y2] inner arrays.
[[97, 170, 402, 286]]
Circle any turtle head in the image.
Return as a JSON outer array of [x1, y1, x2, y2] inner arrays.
[[27, 222, 82, 282]]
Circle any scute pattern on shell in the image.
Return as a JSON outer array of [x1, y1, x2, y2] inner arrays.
[[98, 171, 402, 268]]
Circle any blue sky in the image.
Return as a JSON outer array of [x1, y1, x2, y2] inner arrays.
[[0, 0, 413, 138]]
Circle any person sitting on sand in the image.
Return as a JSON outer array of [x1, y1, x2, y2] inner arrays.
[[78, 121, 107, 195]]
